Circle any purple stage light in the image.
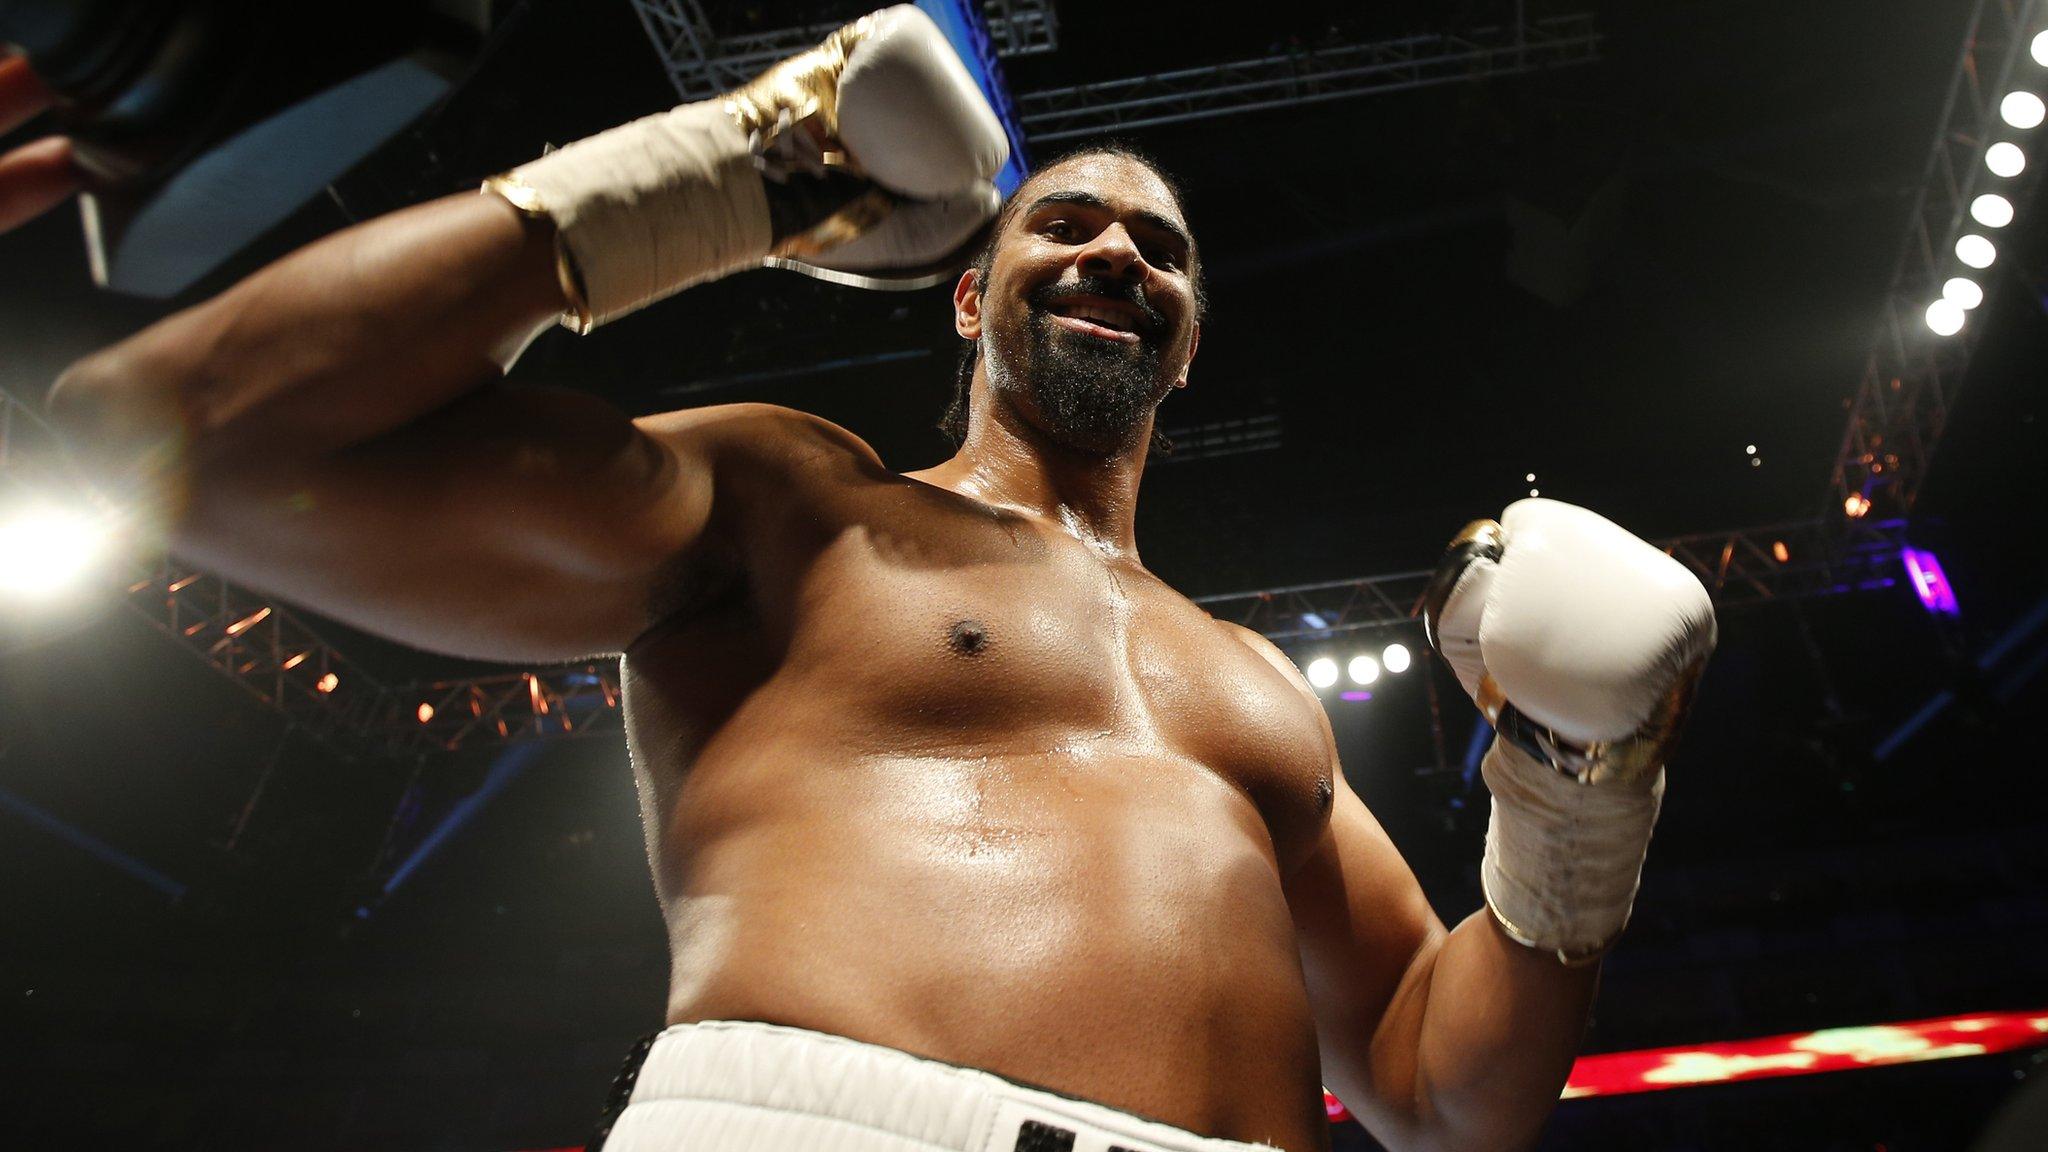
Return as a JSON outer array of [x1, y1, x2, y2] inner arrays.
[[1901, 548, 1959, 616], [1340, 691, 1373, 702]]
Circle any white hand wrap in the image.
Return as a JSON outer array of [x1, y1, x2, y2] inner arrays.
[[1480, 739, 1663, 964], [495, 101, 770, 331]]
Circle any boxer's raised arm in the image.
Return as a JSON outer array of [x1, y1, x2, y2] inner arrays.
[[48, 191, 570, 472], [1286, 771, 1594, 1152], [41, 192, 884, 661], [158, 395, 874, 664], [41, 4, 1003, 661]]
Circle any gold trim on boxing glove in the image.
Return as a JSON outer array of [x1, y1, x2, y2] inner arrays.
[[1420, 518, 1506, 652], [1483, 886, 1627, 968], [769, 185, 897, 260], [721, 14, 874, 158], [720, 11, 896, 265], [480, 173, 597, 335], [1480, 659, 1707, 789]]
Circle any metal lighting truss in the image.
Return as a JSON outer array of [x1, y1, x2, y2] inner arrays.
[[1191, 518, 1912, 644], [626, 0, 1057, 101], [1827, 0, 2047, 521], [1016, 14, 1603, 143]]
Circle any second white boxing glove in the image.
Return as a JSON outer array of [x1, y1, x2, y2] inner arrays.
[[1424, 499, 1717, 962]]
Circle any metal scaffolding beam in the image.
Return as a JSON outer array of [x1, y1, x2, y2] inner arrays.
[[1826, 0, 2046, 522], [1017, 14, 1602, 143], [367, 665, 626, 755], [627, 0, 1057, 101], [1191, 518, 1911, 644]]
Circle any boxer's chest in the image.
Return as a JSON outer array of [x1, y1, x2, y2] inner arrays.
[[760, 490, 1335, 845]]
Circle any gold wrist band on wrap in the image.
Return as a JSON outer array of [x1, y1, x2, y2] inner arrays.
[[1483, 888, 1628, 968], [481, 172, 597, 335]]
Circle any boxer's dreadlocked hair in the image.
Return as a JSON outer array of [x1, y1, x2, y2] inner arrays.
[[939, 141, 1207, 456]]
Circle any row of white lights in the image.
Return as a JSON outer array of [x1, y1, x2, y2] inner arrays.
[[1923, 33, 2048, 336], [1303, 643, 1412, 691]]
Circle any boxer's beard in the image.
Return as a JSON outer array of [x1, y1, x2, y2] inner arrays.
[[987, 277, 1169, 456]]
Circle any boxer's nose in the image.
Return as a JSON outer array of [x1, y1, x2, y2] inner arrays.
[[1077, 222, 1147, 284]]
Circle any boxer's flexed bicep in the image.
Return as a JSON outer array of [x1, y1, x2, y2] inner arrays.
[[1283, 771, 1448, 1149], [169, 394, 858, 664]]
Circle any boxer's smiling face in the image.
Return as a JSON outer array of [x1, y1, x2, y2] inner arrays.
[[958, 154, 1201, 457]]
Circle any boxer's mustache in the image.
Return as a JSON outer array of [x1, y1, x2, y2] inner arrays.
[[1027, 278, 1164, 336]]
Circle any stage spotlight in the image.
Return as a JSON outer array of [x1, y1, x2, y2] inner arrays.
[[1383, 643, 1412, 673], [1956, 234, 1998, 268], [1348, 655, 1380, 685], [2036, 30, 2048, 67], [417, 703, 435, 723], [0, 504, 107, 599], [1306, 657, 1339, 689], [1972, 193, 2016, 227], [1944, 276, 1984, 309], [1901, 548, 1961, 616], [1772, 540, 1791, 563], [1987, 142, 2027, 177], [2002, 91, 2046, 129], [1844, 493, 1872, 519], [1926, 299, 1966, 335], [316, 672, 340, 694]]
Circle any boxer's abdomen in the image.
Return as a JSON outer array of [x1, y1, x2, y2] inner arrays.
[[653, 741, 1331, 1152], [613, 477, 1343, 1151]]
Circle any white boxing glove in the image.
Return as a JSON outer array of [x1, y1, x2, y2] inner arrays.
[[1423, 499, 1717, 963], [485, 5, 1008, 332]]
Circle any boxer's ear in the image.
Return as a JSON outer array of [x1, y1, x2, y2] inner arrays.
[[1174, 323, 1200, 389], [953, 268, 982, 339]]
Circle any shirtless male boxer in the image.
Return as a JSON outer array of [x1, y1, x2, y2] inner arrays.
[[13, 8, 1715, 1151]]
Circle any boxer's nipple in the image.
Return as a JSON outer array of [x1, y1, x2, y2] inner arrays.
[[947, 619, 990, 657]]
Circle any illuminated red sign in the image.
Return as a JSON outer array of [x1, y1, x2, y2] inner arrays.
[[1325, 1009, 2048, 1119]]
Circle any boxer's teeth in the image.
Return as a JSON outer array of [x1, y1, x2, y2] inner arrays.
[[1057, 303, 1135, 332]]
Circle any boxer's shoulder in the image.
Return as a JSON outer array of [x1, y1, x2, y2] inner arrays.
[[1215, 619, 1323, 703], [633, 402, 886, 479]]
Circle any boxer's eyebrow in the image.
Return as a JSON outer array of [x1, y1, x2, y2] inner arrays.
[[1025, 190, 1192, 256]]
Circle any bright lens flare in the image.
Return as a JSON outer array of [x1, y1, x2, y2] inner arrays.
[[1306, 657, 1340, 689], [1382, 643, 1412, 673], [1926, 299, 1966, 336], [1944, 277, 1985, 309], [1348, 655, 1381, 685], [2002, 91, 2046, 129], [0, 505, 107, 598], [2036, 30, 2048, 68], [1987, 142, 2027, 178], [1971, 193, 2015, 228]]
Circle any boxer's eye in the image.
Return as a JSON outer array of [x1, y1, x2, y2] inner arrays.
[[1040, 219, 1078, 241]]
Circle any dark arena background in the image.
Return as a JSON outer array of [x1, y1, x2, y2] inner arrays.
[[3, 1, 2048, 1149]]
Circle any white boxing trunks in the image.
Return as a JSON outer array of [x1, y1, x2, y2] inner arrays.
[[588, 1019, 1285, 1152]]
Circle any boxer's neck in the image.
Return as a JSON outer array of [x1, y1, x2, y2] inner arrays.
[[917, 389, 1149, 558]]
